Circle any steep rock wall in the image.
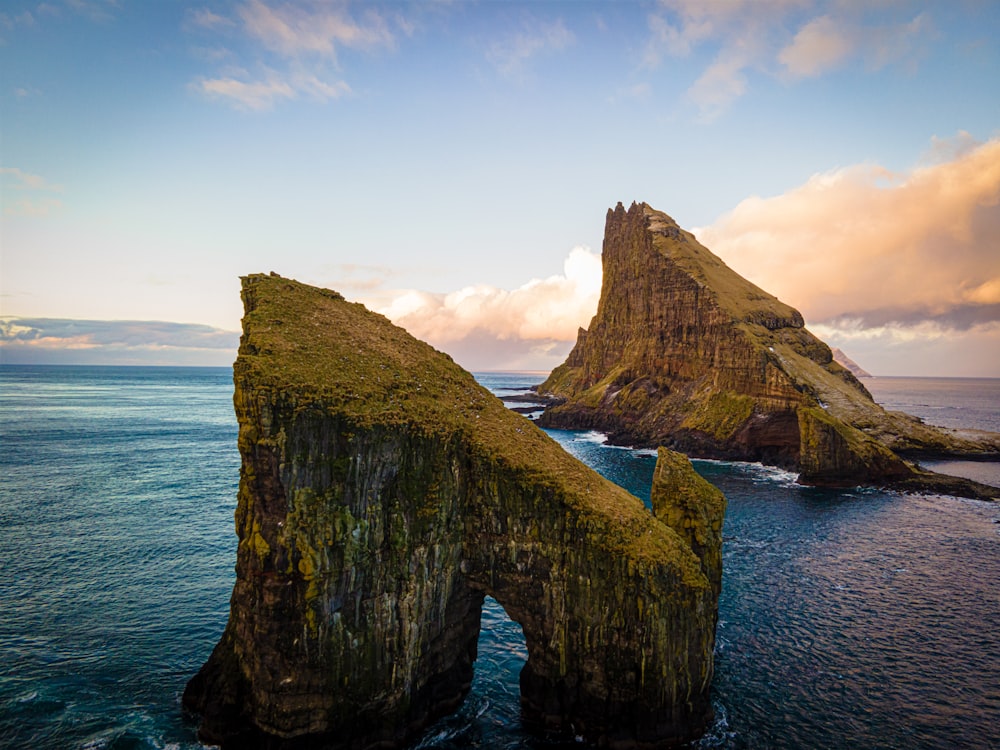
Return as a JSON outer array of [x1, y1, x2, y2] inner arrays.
[[184, 273, 727, 749], [538, 202, 999, 497]]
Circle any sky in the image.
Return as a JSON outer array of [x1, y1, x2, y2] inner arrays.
[[1, 0, 998, 377]]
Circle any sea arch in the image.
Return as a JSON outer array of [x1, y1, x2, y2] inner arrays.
[[183, 274, 724, 749]]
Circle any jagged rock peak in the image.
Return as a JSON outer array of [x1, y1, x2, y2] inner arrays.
[[183, 273, 727, 748], [539, 203, 999, 498]]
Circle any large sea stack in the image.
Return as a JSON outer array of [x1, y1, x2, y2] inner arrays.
[[184, 273, 726, 748], [538, 202, 999, 498]]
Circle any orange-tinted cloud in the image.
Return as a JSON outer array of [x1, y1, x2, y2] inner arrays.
[[694, 134, 1000, 332], [365, 246, 601, 370], [360, 135, 1000, 375]]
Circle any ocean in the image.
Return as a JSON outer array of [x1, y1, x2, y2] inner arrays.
[[0, 366, 997, 750]]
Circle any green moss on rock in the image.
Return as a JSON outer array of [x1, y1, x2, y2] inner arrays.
[[680, 392, 755, 441], [538, 202, 1000, 496], [184, 273, 727, 750]]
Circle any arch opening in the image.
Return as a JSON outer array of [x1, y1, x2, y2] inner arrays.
[[413, 596, 528, 749]]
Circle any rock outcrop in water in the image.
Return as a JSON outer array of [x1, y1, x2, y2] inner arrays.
[[538, 202, 999, 499], [183, 273, 727, 749]]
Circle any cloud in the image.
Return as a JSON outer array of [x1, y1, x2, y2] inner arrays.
[[0, 318, 239, 366], [778, 15, 853, 78], [868, 12, 929, 72], [319, 263, 399, 294], [184, 7, 234, 30], [1, 167, 64, 216], [687, 48, 751, 118], [778, 11, 930, 79], [645, 2, 933, 117], [644, 0, 796, 117], [192, 63, 351, 109], [1, 167, 63, 192], [694, 134, 1000, 338], [0, 9, 36, 30], [193, 74, 295, 110], [3, 198, 63, 217], [238, 0, 394, 59], [811, 320, 1000, 378], [365, 246, 601, 369], [13, 85, 42, 98], [188, 1, 396, 109], [64, 0, 120, 23], [486, 17, 574, 77]]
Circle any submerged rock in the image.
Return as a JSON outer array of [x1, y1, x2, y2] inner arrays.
[[538, 202, 999, 499], [183, 273, 726, 749]]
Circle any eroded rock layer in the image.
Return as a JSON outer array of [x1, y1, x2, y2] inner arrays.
[[538, 202, 999, 498], [183, 273, 726, 749]]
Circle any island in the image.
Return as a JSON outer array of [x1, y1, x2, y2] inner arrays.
[[183, 273, 726, 749], [537, 202, 999, 500]]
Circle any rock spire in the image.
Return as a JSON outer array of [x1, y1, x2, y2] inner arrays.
[[538, 202, 999, 498]]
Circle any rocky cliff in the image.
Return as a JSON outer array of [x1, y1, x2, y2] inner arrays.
[[183, 273, 727, 749], [538, 202, 999, 498]]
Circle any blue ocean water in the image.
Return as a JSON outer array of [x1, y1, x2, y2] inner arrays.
[[1, 366, 998, 750]]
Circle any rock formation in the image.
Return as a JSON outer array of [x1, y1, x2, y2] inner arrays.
[[538, 202, 999, 499], [831, 348, 871, 379], [184, 273, 727, 749]]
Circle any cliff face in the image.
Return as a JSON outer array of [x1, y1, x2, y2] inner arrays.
[[538, 202, 999, 495], [184, 273, 726, 749]]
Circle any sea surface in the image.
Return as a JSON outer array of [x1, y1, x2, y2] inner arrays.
[[0, 366, 998, 750]]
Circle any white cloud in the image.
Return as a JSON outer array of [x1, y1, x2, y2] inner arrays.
[[193, 74, 296, 110], [185, 7, 234, 30], [368, 246, 601, 354], [1, 167, 64, 217], [188, 1, 397, 110], [486, 18, 574, 77], [1, 167, 64, 193], [645, 2, 934, 117], [688, 49, 750, 119], [238, 0, 394, 59], [293, 70, 352, 100]]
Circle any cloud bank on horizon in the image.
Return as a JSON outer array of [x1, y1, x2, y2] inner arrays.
[[362, 134, 1000, 375], [0, 318, 238, 366], [11, 135, 993, 375], [2, 0, 999, 376]]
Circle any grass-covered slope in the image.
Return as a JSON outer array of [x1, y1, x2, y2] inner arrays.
[[238, 272, 697, 563], [185, 272, 727, 749]]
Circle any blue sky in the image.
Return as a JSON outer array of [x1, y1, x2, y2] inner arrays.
[[2, 0, 999, 375]]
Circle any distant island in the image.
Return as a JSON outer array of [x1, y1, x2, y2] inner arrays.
[[536, 202, 998, 501], [831, 348, 872, 378]]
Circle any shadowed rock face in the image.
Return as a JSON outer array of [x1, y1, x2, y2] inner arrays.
[[183, 273, 727, 749], [538, 202, 999, 499]]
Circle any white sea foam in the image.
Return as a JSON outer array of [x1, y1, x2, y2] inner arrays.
[[572, 430, 609, 444], [692, 458, 800, 486]]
